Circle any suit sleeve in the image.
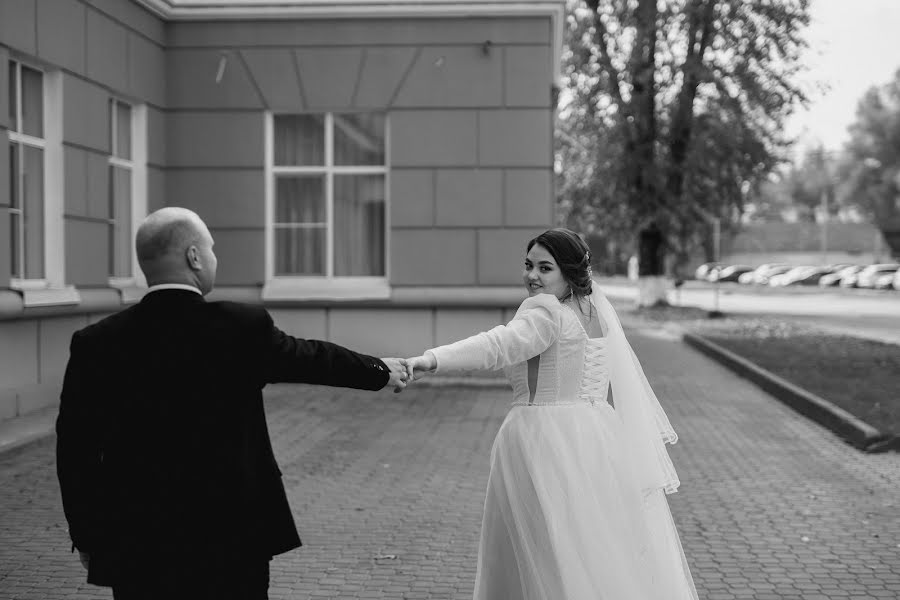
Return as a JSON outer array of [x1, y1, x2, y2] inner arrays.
[[257, 309, 390, 390], [428, 294, 563, 373], [56, 331, 103, 553]]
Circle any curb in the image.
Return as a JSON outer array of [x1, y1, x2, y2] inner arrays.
[[682, 331, 896, 453]]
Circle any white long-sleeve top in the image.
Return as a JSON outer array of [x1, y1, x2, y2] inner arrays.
[[427, 294, 609, 406]]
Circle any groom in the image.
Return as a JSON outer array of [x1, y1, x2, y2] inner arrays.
[[56, 207, 410, 599]]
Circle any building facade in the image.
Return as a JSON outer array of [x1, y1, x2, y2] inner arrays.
[[0, 0, 562, 421]]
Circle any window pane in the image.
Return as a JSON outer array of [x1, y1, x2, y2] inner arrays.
[[23, 145, 44, 279], [21, 65, 43, 138], [333, 114, 385, 166], [8, 143, 18, 208], [110, 167, 132, 277], [274, 115, 324, 166], [275, 227, 325, 275], [7, 61, 16, 131], [275, 176, 325, 223], [10, 213, 20, 278], [334, 175, 385, 276], [116, 102, 132, 160], [9, 143, 19, 276]]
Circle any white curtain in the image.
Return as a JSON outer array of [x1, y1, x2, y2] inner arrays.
[[334, 175, 385, 276], [272, 113, 385, 277]]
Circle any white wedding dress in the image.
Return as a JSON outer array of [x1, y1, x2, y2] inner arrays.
[[428, 292, 698, 600]]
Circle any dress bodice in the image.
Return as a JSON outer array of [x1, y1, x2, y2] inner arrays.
[[428, 294, 610, 407], [505, 307, 609, 406]]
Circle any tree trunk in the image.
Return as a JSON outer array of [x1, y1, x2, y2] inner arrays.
[[637, 224, 668, 306]]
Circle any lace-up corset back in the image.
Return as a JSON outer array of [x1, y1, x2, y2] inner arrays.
[[504, 304, 609, 406], [578, 338, 609, 404]]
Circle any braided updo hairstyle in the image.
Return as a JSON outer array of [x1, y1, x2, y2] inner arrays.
[[526, 228, 593, 300]]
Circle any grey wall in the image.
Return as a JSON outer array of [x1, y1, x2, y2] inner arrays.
[[165, 17, 556, 287], [0, 0, 165, 420], [0, 0, 166, 288], [0, 4, 559, 418]]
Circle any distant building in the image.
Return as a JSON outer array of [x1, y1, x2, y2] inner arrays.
[[0, 0, 563, 421]]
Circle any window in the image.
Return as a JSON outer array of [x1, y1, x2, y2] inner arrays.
[[263, 113, 389, 300], [106, 99, 148, 295], [6, 59, 75, 305], [8, 60, 45, 282], [109, 99, 133, 281]]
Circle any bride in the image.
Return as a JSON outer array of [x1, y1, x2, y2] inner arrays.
[[406, 228, 698, 600]]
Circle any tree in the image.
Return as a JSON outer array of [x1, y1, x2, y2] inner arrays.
[[839, 68, 900, 254], [556, 0, 811, 299], [781, 145, 839, 223]]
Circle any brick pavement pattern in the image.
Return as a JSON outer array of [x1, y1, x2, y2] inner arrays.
[[1, 329, 898, 599]]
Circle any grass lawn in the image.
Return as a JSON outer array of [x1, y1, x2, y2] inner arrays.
[[622, 304, 900, 436]]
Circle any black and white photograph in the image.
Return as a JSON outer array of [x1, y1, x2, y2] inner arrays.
[[0, 0, 898, 598]]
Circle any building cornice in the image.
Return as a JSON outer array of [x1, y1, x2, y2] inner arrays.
[[136, 0, 562, 19], [136, 0, 565, 82]]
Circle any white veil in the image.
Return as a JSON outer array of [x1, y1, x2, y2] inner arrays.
[[590, 286, 681, 496]]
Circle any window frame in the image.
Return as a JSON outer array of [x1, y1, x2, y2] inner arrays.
[[7, 58, 78, 306], [262, 111, 391, 300], [106, 98, 148, 292], [8, 59, 48, 289]]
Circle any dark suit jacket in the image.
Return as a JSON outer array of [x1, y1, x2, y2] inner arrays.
[[56, 289, 390, 586]]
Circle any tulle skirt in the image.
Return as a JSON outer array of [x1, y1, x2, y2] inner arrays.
[[474, 402, 698, 600]]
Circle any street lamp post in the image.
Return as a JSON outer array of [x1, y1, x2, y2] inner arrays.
[[712, 216, 721, 315], [820, 189, 829, 265], [692, 205, 723, 317]]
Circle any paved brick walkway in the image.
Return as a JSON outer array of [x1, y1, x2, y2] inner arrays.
[[1, 329, 898, 599]]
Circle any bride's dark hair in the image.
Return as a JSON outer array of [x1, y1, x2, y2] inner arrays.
[[527, 228, 593, 299]]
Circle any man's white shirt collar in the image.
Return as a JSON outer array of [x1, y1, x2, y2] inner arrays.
[[147, 283, 203, 296]]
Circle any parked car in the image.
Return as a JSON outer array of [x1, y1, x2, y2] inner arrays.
[[893, 269, 900, 291], [769, 266, 815, 287], [710, 264, 754, 283], [787, 266, 837, 286], [819, 265, 862, 287], [754, 264, 793, 285], [873, 272, 896, 290], [791, 264, 853, 286], [739, 263, 789, 285], [838, 266, 866, 288], [694, 262, 721, 281], [855, 264, 900, 288]]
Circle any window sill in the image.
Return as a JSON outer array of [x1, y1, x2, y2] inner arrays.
[[262, 278, 391, 301], [16, 286, 81, 308]]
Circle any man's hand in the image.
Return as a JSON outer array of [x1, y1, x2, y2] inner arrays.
[[380, 358, 410, 393], [405, 353, 437, 381], [78, 551, 90, 570]]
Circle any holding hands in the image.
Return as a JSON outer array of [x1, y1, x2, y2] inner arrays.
[[379, 353, 438, 392], [381, 358, 412, 393], [405, 352, 437, 381]]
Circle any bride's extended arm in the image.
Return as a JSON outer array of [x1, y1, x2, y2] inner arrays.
[[410, 294, 564, 375]]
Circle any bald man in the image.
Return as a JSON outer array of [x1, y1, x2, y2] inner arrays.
[[56, 207, 410, 599]]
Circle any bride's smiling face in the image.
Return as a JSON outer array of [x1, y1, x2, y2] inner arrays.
[[523, 244, 568, 299]]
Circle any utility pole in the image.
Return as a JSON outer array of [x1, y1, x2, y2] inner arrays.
[[820, 188, 829, 265], [693, 205, 723, 317], [712, 216, 721, 316]]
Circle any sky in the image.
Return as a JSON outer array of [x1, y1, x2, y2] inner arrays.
[[787, 0, 900, 155]]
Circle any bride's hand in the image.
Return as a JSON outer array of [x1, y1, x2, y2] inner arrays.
[[406, 353, 437, 381]]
